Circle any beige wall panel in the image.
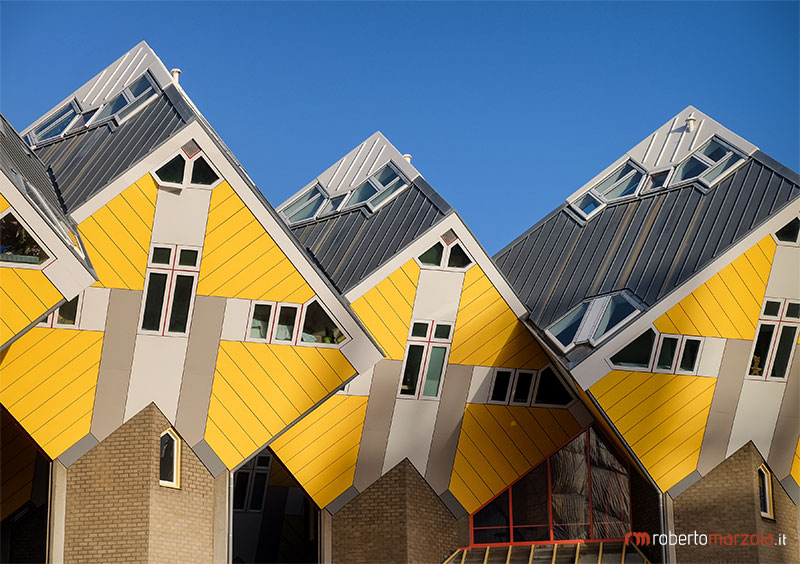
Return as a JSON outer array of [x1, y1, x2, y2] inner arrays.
[[78, 287, 110, 332], [47, 461, 67, 564], [425, 364, 471, 494], [213, 471, 229, 564], [221, 298, 250, 341], [765, 246, 800, 299], [125, 334, 189, 423], [353, 360, 401, 491], [151, 186, 212, 247], [345, 366, 373, 397], [696, 337, 726, 378], [382, 398, 439, 476], [768, 344, 800, 477], [176, 296, 226, 445], [467, 366, 492, 403], [90, 289, 141, 442], [727, 379, 786, 458], [412, 269, 464, 322]]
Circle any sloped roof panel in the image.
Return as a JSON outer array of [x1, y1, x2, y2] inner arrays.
[[495, 152, 800, 334], [290, 178, 452, 293], [33, 86, 194, 213]]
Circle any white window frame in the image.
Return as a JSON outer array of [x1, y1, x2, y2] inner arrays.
[[139, 244, 201, 337], [605, 326, 706, 375], [38, 292, 84, 329], [568, 159, 647, 220], [271, 303, 302, 345], [758, 464, 774, 519], [397, 319, 453, 400], [233, 451, 272, 513], [151, 143, 223, 191], [245, 300, 277, 343], [674, 336, 704, 375], [86, 72, 157, 128], [295, 297, 350, 348], [530, 364, 576, 408], [487, 368, 515, 405], [510, 369, 537, 406], [652, 333, 681, 373], [747, 297, 800, 381], [159, 428, 180, 489], [26, 100, 81, 146], [771, 214, 800, 247], [414, 231, 474, 271], [642, 166, 674, 193], [669, 136, 746, 189], [547, 292, 640, 352], [0, 208, 56, 270]]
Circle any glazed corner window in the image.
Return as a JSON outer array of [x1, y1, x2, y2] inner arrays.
[[758, 465, 774, 519], [301, 300, 346, 345], [775, 217, 799, 243], [154, 141, 220, 187], [0, 212, 50, 265], [672, 137, 743, 186], [159, 429, 180, 488], [748, 298, 799, 380], [399, 320, 452, 399], [417, 230, 473, 270], [141, 245, 200, 335]]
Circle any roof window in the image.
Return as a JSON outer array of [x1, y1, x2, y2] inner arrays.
[[282, 186, 325, 223], [671, 137, 743, 186], [29, 103, 79, 144], [546, 292, 640, 351], [91, 73, 156, 125], [343, 164, 409, 211], [568, 160, 646, 219]]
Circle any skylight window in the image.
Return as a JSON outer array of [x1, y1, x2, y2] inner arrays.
[[29, 103, 79, 144], [282, 187, 325, 223], [91, 73, 156, 124], [671, 137, 743, 186], [568, 160, 646, 220], [546, 292, 640, 351], [343, 164, 409, 211]]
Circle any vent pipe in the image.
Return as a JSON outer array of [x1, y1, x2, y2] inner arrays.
[[403, 154, 412, 163], [685, 113, 697, 133], [171, 68, 182, 84]]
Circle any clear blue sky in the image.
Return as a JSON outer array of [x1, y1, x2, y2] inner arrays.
[[2, 2, 798, 254]]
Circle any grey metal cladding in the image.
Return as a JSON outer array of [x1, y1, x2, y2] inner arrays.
[[33, 86, 194, 213], [0, 113, 65, 215], [495, 153, 800, 330], [290, 179, 452, 293]]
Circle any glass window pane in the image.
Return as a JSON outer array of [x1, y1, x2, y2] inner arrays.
[[190, 156, 220, 185], [786, 302, 800, 319], [411, 322, 429, 338], [0, 213, 50, 264], [674, 155, 708, 182], [156, 155, 186, 184], [233, 471, 249, 510], [511, 463, 548, 529], [422, 346, 447, 397], [604, 171, 642, 199], [649, 171, 669, 190], [749, 324, 775, 376], [347, 181, 378, 206], [283, 189, 321, 218], [534, 367, 572, 406], [152, 247, 172, 264], [250, 304, 272, 339], [57, 295, 80, 326], [159, 433, 175, 482], [434, 324, 451, 340], [178, 249, 198, 267], [758, 470, 769, 514], [764, 301, 781, 316], [769, 326, 797, 379], [575, 193, 602, 215], [447, 243, 472, 268], [551, 433, 589, 540], [702, 153, 741, 183], [167, 275, 195, 333], [368, 178, 406, 208], [593, 164, 634, 195], [39, 113, 75, 140], [275, 306, 297, 341], [117, 89, 155, 120], [491, 370, 512, 402], [301, 301, 346, 344], [95, 94, 128, 121], [550, 302, 589, 347], [400, 344, 425, 396], [419, 242, 444, 266], [320, 195, 346, 216], [593, 295, 636, 340], [142, 273, 168, 331], [288, 197, 323, 222], [679, 339, 701, 372], [373, 166, 399, 187], [34, 105, 75, 136], [656, 337, 679, 370], [775, 218, 800, 243], [700, 139, 728, 162], [474, 490, 509, 529], [128, 75, 152, 98], [610, 329, 656, 368], [473, 527, 510, 544], [512, 371, 534, 404], [248, 472, 267, 511]]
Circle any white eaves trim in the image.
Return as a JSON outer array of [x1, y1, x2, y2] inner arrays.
[[571, 200, 800, 390]]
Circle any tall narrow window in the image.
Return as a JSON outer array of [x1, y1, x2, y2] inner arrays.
[[275, 305, 298, 342], [748, 298, 800, 380], [38, 293, 82, 328], [758, 465, 773, 519], [141, 244, 201, 335], [159, 429, 180, 488], [399, 320, 452, 399]]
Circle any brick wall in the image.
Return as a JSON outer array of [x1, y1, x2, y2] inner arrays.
[[64, 403, 217, 563], [673, 441, 798, 564], [331, 459, 459, 563]]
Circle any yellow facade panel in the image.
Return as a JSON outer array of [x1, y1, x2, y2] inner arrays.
[[0, 267, 63, 345], [654, 236, 776, 340], [77, 175, 157, 290], [460, 411, 519, 484], [206, 340, 355, 470], [591, 370, 715, 491], [271, 395, 367, 508], [0, 328, 102, 458], [450, 266, 546, 369], [350, 259, 420, 361], [197, 182, 315, 302], [790, 437, 800, 485], [0, 192, 9, 211]]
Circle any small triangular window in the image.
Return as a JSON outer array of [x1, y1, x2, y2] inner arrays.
[[156, 155, 186, 184], [301, 301, 346, 344], [0, 213, 49, 265]]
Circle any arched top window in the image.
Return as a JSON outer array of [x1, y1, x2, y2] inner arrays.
[[159, 428, 180, 488], [470, 427, 631, 547]]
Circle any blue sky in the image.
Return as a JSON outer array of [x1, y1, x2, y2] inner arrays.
[[2, 1, 798, 254]]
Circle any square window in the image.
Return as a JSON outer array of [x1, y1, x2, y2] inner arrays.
[[787, 302, 800, 319], [179, 249, 198, 267], [490, 370, 513, 403], [434, 324, 451, 340], [274, 306, 298, 342], [411, 322, 429, 338], [763, 300, 781, 317], [151, 246, 172, 265]]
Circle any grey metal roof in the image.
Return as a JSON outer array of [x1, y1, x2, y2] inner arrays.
[[0, 113, 65, 215], [33, 85, 195, 213], [290, 178, 453, 293], [494, 151, 800, 363]]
